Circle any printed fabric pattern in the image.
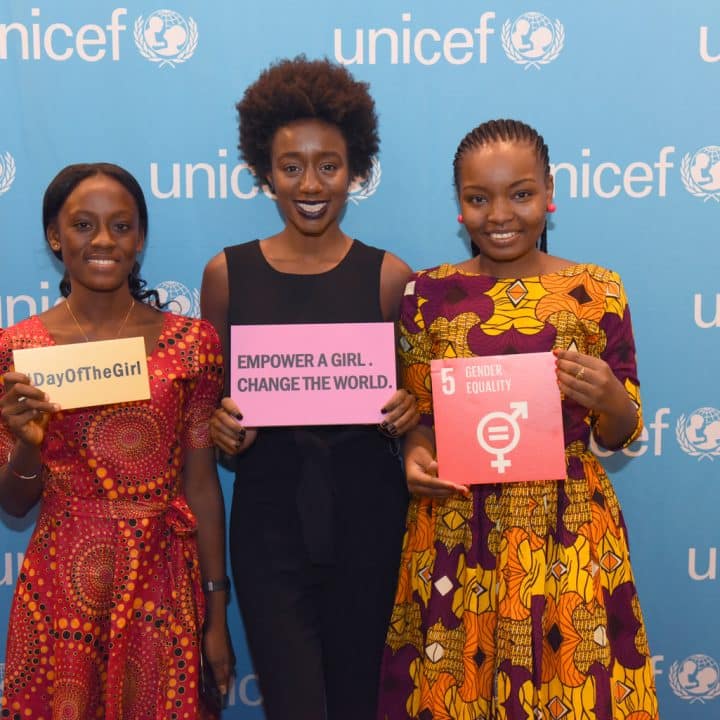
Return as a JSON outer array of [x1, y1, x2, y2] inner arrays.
[[0, 313, 223, 720], [377, 263, 659, 720]]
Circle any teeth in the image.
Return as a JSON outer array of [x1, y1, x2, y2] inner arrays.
[[88, 259, 115, 265], [491, 232, 516, 240], [297, 202, 327, 214]]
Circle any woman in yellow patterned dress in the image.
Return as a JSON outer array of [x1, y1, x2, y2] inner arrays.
[[377, 120, 659, 720]]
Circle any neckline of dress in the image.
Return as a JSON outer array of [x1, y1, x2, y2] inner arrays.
[[31, 310, 173, 358], [254, 238, 358, 278], [448, 261, 595, 282]]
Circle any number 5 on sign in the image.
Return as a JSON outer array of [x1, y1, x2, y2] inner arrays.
[[430, 353, 566, 485], [440, 367, 455, 395]]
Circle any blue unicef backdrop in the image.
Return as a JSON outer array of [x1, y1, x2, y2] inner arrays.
[[0, 1, 719, 717]]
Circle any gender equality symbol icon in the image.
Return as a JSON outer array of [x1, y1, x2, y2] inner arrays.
[[476, 401, 528, 473]]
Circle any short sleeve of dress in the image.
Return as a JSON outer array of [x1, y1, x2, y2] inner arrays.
[[593, 271, 643, 448], [398, 273, 435, 428], [181, 319, 224, 449]]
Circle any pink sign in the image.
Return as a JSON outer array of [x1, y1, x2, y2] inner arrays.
[[230, 322, 397, 426], [431, 352, 566, 485]]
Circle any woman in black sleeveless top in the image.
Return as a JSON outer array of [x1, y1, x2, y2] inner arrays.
[[201, 57, 416, 720]]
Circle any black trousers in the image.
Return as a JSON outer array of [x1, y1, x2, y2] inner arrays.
[[229, 430, 407, 720]]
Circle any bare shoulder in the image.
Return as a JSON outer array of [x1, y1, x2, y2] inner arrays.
[[380, 251, 414, 321], [381, 251, 413, 283], [202, 250, 228, 285]]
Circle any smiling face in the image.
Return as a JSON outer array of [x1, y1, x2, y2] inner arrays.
[[458, 140, 553, 276], [46, 174, 144, 295], [267, 119, 351, 241]]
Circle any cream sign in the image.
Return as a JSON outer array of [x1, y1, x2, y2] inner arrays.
[[13, 336, 150, 410]]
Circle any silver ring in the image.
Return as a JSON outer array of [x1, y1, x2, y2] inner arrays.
[[17, 396, 27, 403], [575, 367, 585, 381]]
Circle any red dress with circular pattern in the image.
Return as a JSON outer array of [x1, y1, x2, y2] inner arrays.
[[0, 312, 223, 720]]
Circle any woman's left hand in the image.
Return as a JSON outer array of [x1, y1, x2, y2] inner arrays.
[[203, 621, 233, 697], [554, 348, 626, 414], [379, 389, 419, 437]]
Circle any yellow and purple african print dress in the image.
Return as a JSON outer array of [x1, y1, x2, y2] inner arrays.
[[377, 263, 659, 720], [0, 313, 223, 720]]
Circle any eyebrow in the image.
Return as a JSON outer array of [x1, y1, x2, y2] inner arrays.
[[276, 150, 344, 158], [462, 177, 539, 191]]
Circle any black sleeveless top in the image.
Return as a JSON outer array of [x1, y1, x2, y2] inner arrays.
[[224, 238, 384, 324], [224, 239, 406, 565]]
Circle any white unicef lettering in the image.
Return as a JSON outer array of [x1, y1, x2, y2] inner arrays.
[[333, 12, 494, 66], [0, 282, 59, 327], [688, 548, 717, 581], [694, 293, 720, 328], [414, 28, 441, 65], [700, 26, 720, 62], [551, 147, 674, 199], [150, 157, 260, 201], [150, 162, 181, 199], [0, 8, 125, 61], [443, 28, 473, 64], [185, 163, 215, 199], [75, 24, 106, 62], [237, 674, 262, 706], [592, 408, 669, 458], [44, 23, 72, 61], [368, 28, 398, 64], [0, 552, 24, 586]]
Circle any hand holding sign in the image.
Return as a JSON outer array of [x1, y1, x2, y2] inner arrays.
[[12, 337, 150, 411], [431, 353, 565, 485], [0, 371, 59, 447], [209, 396, 257, 455]]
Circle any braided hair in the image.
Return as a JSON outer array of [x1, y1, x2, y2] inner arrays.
[[453, 119, 551, 252]]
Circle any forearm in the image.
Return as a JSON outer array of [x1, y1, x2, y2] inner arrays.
[[184, 455, 228, 628], [404, 424, 436, 464], [0, 441, 43, 516], [593, 390, 640, 450]]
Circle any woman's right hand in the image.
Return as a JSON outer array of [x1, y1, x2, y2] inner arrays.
[[405, 443, 470, 499], [0, 372, 57, 447], [209, 397, 257, 455]]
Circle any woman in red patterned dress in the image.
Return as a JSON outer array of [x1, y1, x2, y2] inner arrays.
[[0, 163, 232, 719]]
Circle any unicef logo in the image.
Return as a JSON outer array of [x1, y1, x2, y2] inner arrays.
[[681, 146, 720, 202], [347, 157, 381, 205], [676, 407, 720, 461], [501, 12, 565, 70], [0, 152, 16, 197], [156, 280, 200, 318], [134, 9, 198, 68], [669, 654, 720, 703]]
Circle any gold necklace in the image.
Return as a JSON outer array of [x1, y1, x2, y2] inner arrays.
[[65, 298, 136, 342]]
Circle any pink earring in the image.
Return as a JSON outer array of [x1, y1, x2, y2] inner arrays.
[[546, 202, 557, 213], [457, 214, 464, 223]]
